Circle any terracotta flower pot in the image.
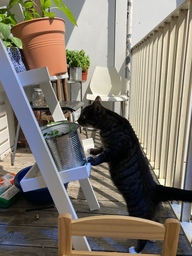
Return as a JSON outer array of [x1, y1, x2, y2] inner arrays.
[[82, 70, 88, 81], [11, 18, 67, 76]]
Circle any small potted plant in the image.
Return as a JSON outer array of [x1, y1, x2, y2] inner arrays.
[[66, 49, 83, 81], [79, 50, 90, 81], [66, 49, 90, 81], [0, 7, 26, 73], [6, 0, 77, 76]]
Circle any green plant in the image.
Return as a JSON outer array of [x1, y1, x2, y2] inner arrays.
[[66, 49, 90, 72], [0, 0, 76, 48], [79, 50, 90, 72], [43, 121, 76, 139], [0, 7, 22, 48], [7, 0, 77, 25], [43, 129, 61, 138]]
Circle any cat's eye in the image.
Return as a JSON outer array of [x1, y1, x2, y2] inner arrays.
[[82, 115, 86, 120]]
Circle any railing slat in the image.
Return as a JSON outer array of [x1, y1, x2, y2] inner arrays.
[[150, 27, 164, 170], [159, 17, 178, 183], [167, 10, 188, 187], [174, 3, 192, 191], [155, 22, 170, 174], [146, 31, 159, 162], [138, 43, 146, 140], [130, 0, 192, 224]]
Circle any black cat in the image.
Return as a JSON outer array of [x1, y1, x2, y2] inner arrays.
[[78, 96, 192, 253]]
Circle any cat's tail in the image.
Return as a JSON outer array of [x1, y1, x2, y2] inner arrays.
[[154, 185, 192, 203]]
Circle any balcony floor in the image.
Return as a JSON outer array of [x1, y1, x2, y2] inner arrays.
[[0, 130, 192, 255]]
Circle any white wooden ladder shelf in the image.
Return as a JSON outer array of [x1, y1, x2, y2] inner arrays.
[[0, 39, 100, 251]]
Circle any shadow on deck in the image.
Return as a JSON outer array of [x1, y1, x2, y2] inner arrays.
[[0, 130, 192, 255]]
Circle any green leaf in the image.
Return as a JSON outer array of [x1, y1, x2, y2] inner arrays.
[[8, 0, 77, 25], [44, 0, 52, 9], [53, 1, 77, 26], [4, 41, 12, 47], [24, 1, 34, 9], [43, 11, 55, 18], [62, 6, 77, 26], [0, 23, 10, 40], [10, 36, 22, 49]]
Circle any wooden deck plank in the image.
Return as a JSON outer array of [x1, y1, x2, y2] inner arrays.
[[0, 245, 57, 256], [0, 131, 192, 255], [0, 225, 57, 247]]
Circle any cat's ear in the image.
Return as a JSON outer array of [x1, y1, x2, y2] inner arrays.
[[92, 96, 102, 113], [92, 100, 102, 113], [95, 96, 102, 103]]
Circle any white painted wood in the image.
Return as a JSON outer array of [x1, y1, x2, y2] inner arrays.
[[0, 104, 6, 115], [86, 66, 128, 116], [18, 70, 70, 121], [0, 39, 100, 251], [0, 105, 7, 130], [0, 144, 11, 160], [160, 17, 178, 182], [174, 1, 192, 190], [79, 178, 101, 211], [141, 38, 150, 149], [128, 49, 136, 124], [82, 138, 94, 157], [0, 129, 8, 145], [181, 100, 192, 221], [167, 10, 188, 187], [155, 22, 170, 173], [150, 28, 164, 166], [18, 68, 68, 87], [20, 162, 91, 192], [138, 42, 147, 143], [134, 46, 141, 134], [134, 46, 140, 134], [144, 35, 153, 154], [147, 31, 158, 160], [179, 2, 192, 221], [0, 115, 7, 131], [132, 46, 138, 131], [0, 102, 11, 159], [130, 0, 192, 240]]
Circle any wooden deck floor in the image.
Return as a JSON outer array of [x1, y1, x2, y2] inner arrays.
[[0, 130, 192, 255]]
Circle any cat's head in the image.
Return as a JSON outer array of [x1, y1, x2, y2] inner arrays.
[[78, 96, 105, 128]]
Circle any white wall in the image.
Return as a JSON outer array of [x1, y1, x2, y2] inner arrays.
[[54, 0, 127, 105], [0, 0, 128, 158], [131, 0, 185, 46], [0, 89, 15, 160]]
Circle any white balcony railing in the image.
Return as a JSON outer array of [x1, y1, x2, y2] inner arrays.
[[129, 0, 192, 242]]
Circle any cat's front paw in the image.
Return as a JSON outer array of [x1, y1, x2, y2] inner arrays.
[[87, 156, 100, 166], [129, 247, 141, 254]]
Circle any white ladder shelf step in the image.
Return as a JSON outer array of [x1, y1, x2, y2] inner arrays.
[[0, 39, 99, 251], [20, 162, 91, 192]]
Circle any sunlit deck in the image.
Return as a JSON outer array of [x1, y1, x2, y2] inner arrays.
[[0, 131, 192, 255]]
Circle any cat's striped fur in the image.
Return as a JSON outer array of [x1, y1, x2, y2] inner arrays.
[[78, 96, 192, 253]]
